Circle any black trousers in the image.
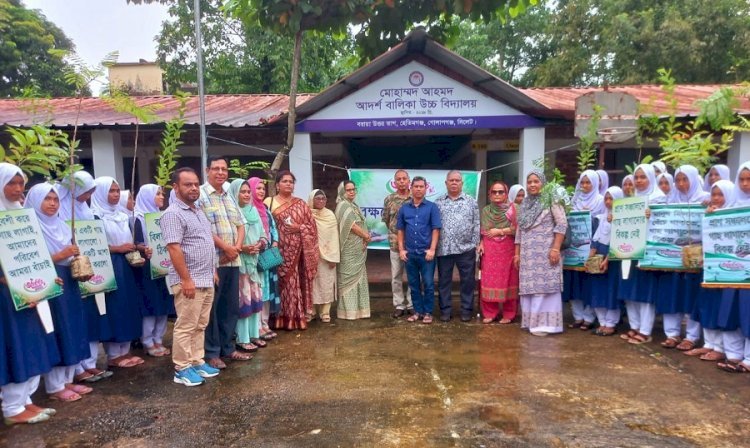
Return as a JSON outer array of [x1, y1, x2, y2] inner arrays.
[[437, 249, 476, 319], [205, 266, 239, 358]]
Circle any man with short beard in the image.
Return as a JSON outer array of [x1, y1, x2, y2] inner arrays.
[[382, 169, 413, 318]]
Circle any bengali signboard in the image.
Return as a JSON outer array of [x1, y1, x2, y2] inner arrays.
[[348, 169, 481, 250], [0, 209, 63, 310], [702, 206, 750, 287], [297, 61, 541, 132], [70, 220, 117, 296], [563, 211, 592, 268], [144, 212, 171, 279], [639, 205, 704, 270], [608, 196, 648, 260]]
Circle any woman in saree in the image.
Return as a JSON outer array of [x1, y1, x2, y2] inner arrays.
[[265, 170, 319, 331], [308, 189, 340, 323], [335, 181, 371, 320], [249, 176, 280, 339], [478, 181, 519, 324], [229, 179, 266, 351], [514, 169, 567, 336]]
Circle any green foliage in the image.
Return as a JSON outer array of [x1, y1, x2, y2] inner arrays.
[[155, 92, 190, 188], [482, 0, 750, 87], [0, 0, 82, 97], [624, 155, 653, 175], [156, 0, 356, 94], [638, 69, 743, 173], [103, 89, 162, 124], [0, 125, 69, 179], [577, 104, 601, 175], [228, 159, 271, 180], [533, 156, 572, 212]]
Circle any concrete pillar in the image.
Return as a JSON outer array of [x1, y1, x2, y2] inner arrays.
[[137, 146, 151, 190], [290, 132, 313, 200], [91, 130, 125, 186], [519, 127, 545, 182], [728, 131, 750, 175], [474, 148, 487, 208]]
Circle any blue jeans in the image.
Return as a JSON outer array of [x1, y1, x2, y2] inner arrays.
[[405, 253, 436, 315]]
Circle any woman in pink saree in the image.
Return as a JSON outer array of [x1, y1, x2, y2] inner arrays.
[[478, 181, 519, 324]]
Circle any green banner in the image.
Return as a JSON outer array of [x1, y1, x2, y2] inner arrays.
[[145, 212, 171, 279], [71, 220, 117, 296], [702, 206, 750, 286], [563, 211, 592, 268], [608, 196, 648, 260], [0, 209, 63, 310], [638, 204, 705, 270], [348, 169, 481, 250]]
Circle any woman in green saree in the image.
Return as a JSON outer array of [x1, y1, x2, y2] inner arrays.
[[335, 181, 371, 320]]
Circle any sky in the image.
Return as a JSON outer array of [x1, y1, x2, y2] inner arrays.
[[24, 0, 170, 92]]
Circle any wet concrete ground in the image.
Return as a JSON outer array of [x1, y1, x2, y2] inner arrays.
[[2, 295, 750, 448]]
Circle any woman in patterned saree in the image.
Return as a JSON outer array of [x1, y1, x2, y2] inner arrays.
[[478, 181, 518, 324], [265, 171, 319, 331], [514, 169, 568, 336], [335, 181, 371, 320], [308, 189, 340, 323]]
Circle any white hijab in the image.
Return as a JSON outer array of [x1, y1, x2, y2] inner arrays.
[[596, 169, 609, 195], [704, 164, 731, 191], [134, 184, 161, 233], [572, 169, 605, 215], [733, 162, 750, 206], [508, 184, 524, 204], [91, 177, 132, 245], [0, 162, 25, 211], [592, 186, 623, 245], [25, 183, 74, 265], [712, 180, 736, 209], [651, 160, 668, 176], [57, 170, 96, 221], [670, 165, 708, 204], [634, 164, 666, 204]]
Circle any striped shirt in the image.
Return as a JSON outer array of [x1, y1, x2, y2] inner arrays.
[[198, 183, 244, 267], [160, 196, 216, 288]]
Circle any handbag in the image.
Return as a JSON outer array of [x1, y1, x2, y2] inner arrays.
[[585, 254, 604, 274], [681, 207, 703, 269], [257, 238, 283, 271]]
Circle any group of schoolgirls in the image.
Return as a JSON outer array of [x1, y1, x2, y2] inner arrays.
[[565, 160, 750, 374], [0, 163, 173, 425]]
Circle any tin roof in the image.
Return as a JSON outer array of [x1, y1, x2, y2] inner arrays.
[[520, 84, 750, 119], [0, 94, 314, 128]]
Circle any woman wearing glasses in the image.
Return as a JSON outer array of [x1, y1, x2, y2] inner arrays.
[[335, 180, 372, 320], [478, 181, 519, 324]]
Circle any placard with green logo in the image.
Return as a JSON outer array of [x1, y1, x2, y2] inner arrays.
[[348, 169, 481, 249], [608, 196, 648, 260], [70, 220, 117, 296], [638, 204, 704, 270], [702, 205, 750, 286], [144, 212, 171, 279], [563, 211, 592, 268], [0, 209, 63, 310]]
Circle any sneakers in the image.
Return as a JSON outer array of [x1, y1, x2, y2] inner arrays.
[[173, 367, 205, 386], [193, 362, 220, 378]]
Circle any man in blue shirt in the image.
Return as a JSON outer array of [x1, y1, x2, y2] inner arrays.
[[397, 176, 442, 324]]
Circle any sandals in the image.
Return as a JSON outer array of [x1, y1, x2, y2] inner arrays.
[[108, 355, 141, 368], [620, 329, 638, 340], [499, 318, 513, 324], [684, 347, 712, 357], [406, 313, 422, 323], [4, 408, 50, 425], [226, 351, 253, 361], [579, 322, 594, 331], [717, 360, 750, 373], [321, 315, 331, 323], [25, 404, 56, 416], [155, 344, 171, 355], [65, 383, 93, 395], [422, 314, 433, 324], [699, 350, 725, 362], [628, 333, 653, 345], [237, 343, 258, 352], [482, 318, 494, 324], [568, 320, 584, 329], [73, 371, 98, 383], [146, 345, 167, 357], [48, 388, 81, 402], [86, 368, 113, 380], [595, 327, 616, 336], [250, 338, 267, 348], [661, 337, 682, 349], [675, 339, 696, 351]]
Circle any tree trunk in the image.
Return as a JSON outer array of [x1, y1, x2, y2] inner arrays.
[[269, 28, 303, 192]]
